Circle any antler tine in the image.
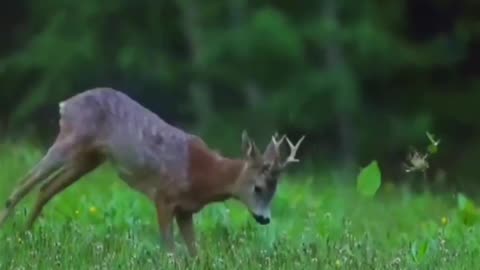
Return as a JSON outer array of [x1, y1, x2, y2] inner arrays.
[[283, 135, 306, 165], [271, 133, 286, 148]]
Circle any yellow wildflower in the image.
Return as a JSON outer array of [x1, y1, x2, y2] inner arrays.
[[335, 259, 341, 267], [89, 206, 97, 214], [441, 216, 448, 226]]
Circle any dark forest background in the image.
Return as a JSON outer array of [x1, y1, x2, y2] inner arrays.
[[0, 0, 479, 187]]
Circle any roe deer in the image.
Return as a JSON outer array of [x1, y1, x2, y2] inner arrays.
[[0, 88, 305, 255]]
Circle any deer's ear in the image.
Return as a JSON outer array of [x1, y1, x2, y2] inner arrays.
[[241, 130, 250, 153], [241, 130, 261, 160]]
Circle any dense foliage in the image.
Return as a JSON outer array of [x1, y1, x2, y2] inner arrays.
[[0, 1, 479, 182]]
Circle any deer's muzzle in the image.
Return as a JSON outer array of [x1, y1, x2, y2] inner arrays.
[[252, 213, 270, 225]]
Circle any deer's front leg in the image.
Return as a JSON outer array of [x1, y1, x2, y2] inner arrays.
[[154, 200, 174, 252], [176, 211, 197, 256]]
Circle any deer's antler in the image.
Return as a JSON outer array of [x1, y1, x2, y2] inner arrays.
[[280, 135, 305, 168], [271, 133, 286, 151]]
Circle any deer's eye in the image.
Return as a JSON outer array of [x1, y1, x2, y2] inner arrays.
[[261, 164, 270, 173], [254, 186, 262, 194]]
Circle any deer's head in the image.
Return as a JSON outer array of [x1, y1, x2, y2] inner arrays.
[[233, 130, 305, 225]]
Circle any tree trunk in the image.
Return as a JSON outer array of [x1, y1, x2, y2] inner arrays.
[[228, 0, 273, 136], [178, 0, 212, 133], [229, 0, 263, 109], [323, 0, 356, 169]]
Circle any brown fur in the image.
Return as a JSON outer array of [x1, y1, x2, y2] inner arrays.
[[180, 138, 245, 212]]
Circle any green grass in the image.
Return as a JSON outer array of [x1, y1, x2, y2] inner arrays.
[[0, 143, 479, 269]]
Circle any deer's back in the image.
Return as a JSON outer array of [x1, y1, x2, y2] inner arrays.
[[60, 88, 192, 190]]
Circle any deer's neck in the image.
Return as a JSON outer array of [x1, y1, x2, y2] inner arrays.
[[186, 138, 245, 209]]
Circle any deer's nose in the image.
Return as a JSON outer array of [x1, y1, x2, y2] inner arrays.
[[252, 214, 270, 225]]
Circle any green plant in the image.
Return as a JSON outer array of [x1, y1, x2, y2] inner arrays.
[[356, 160, 382, 197]]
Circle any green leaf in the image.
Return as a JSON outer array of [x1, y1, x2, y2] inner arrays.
[[457, 193, 472, 210], [411, 240, 430, 263], [457, 193, 479, 226], [426, 131, 438, 144], [426, 131, 440, 154], [427, 144, 438, 154], [418, 240, 430, 262], [356, 160, 382, 197]]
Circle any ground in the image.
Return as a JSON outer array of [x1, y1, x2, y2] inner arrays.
[[0, 143, 478, 269]]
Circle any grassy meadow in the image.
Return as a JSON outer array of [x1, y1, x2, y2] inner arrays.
[[0, 143, 479, 269]]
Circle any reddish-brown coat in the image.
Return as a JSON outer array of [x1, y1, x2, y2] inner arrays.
[[181, 137, 245, 213]]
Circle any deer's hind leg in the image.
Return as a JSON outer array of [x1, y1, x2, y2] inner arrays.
[[0, 134, 87, 228], [26, 152, 104, 229]]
